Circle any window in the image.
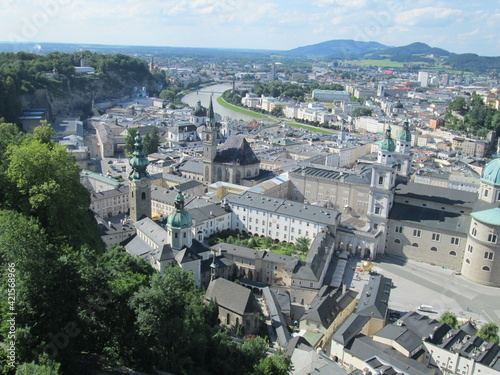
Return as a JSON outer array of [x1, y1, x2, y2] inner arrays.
[[468, 244, 473, 253], [298, 229, 302, 235], [395, 226, 403, 233], [291, 227, 294, 233], [451, 237, 460, 245], [484, 189, 489, 197], [284, 226, 287, 231], [488, 234, 497, 243], [431, 246, 437, 251], [449, 251, 457, 256], [413, 229, 421, 238], [378, 176, 384, 184], [375, 207, 381, 214], [249, 218, 252, 223], [256, 219, 259, 224], [471, 228, 477, 236], [276, 224, 280, 230], [466, 258, 470, 264], [394, 239, 401, 244], [412, 243, 419, 247], [484, 252, 494, 261], [482, 266, 491, 272], [432, 233, 441, 242]]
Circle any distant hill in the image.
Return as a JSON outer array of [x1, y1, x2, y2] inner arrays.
[[446, 53, 500, 73], [372, 42, 452, 57], [285, 39, 389, 57]]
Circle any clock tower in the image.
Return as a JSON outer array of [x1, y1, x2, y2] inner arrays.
[[128, 131, 151, 222]]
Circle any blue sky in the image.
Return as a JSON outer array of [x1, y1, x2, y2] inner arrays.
[[1, 0, 499, 56]]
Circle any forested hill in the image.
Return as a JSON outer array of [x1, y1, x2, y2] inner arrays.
[[0, 52, 166, 123]]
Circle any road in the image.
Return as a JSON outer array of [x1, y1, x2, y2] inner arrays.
[[347, 255, 500, 326]]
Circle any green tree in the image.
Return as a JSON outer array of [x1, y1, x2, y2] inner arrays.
[[124, 127, 138, 156], [6, 139, 99, 249], [252, 350, 292, 375], [448, 97, 467, 115], [477, 322, 499, 344], [270, 107, 284, 117], [143, 127, 160, 155], [16, 358, 61, 375], [439, 311, 458, 328], [31, 120, 56, 144], [129, 267, 211, 373], [295, 237, 311, 253], [351, 107, 373, 117], [0, 210, 82, 368]]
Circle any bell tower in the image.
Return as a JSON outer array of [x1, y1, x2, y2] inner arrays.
[[368, 125, 397, 239], [128, 132, 151, 222]]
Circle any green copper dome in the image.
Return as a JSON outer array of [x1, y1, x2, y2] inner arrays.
[[398, 119, 412, 142], [129, 132, 150, 181], [481, 158, 500, 186], [192, 100, 207, 117], [166, 190, 193, 229], [379, 125, 396, 152]]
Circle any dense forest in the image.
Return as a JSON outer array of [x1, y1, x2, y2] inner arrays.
[[0, 122, 290, 374], [0, 51, 166, 123]]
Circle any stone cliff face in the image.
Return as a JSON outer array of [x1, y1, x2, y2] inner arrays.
[[19, 72, 162, 118]]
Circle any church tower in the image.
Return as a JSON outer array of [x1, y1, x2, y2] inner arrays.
[[128, 132, 151, 222], [396, 117, 412, 178], [203, 97, 218, 184], [166, 189, 193, 250], [367, 125, 397, 240]]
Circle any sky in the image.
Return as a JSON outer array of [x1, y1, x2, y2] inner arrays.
[[1, 0, 499, 56]]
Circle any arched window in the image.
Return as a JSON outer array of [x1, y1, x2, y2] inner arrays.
[[227, 313, 230, 324], [141, 192, 146, 200], [236, 317, 239, 326], [217, 167, 222, 182], [246, 170, 251, 177], [235, 170, 241, 184], [430, 246, 437, 251], [412, 243, 419, 247], [449, 251, 457, 256], [466, 259, 470, 264], [394, 239, 401, 244], [482, 266, 491, 272]]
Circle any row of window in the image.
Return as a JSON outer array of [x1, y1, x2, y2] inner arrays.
[[394, 226, 461, 245], [471, 227, 498, 243]]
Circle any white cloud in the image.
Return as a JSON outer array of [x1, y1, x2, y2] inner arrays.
[[394, 7, 464, 27]]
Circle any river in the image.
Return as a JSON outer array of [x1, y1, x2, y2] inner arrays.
[[181, 83, 258, 122]]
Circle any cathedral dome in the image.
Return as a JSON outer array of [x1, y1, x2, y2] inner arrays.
[[379, 126, 396, 152], [481, 158, 500, 186], [166, 190, 193, 229], [192, 100, 207, 117]]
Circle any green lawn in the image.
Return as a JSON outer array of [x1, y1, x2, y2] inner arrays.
[[285, 122, 334, 134], [216, 96, 272, 120]]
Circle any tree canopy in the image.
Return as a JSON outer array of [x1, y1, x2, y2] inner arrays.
[[439, 311, 458, 328], [477, 322, 500, 344]]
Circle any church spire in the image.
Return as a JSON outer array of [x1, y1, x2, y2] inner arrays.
[[128, 131, 150, 181], [207, 96, 215, 124]]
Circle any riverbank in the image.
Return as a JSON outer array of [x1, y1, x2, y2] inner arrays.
[[216, 96, 274, 121], [217, 96, 335, 134]]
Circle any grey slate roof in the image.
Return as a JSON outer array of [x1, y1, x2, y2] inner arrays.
[[374, 324, 423, 354], [178, 160, 203, 174], [332, 313, 371, 345], [225, 191, 340, 225], [213, 135, 260, 165], [356, 274, 392, 320], [263, 286, 291, 348], [394, 182, 477, 209], [302, 286, 358, 330], [345, 336, 433, 375], [205, 278, 261, 316], [389, 202, 471, 233]]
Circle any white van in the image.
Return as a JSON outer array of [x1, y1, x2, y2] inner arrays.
[[418, 305, 433, 312]]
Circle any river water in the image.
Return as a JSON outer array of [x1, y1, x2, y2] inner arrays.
[[181, 83, 257, 122]]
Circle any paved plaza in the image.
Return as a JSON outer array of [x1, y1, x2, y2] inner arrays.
[[345, 255, 500, 326]]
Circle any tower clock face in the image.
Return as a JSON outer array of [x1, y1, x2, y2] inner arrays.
[[139, 177, 148, 187]]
